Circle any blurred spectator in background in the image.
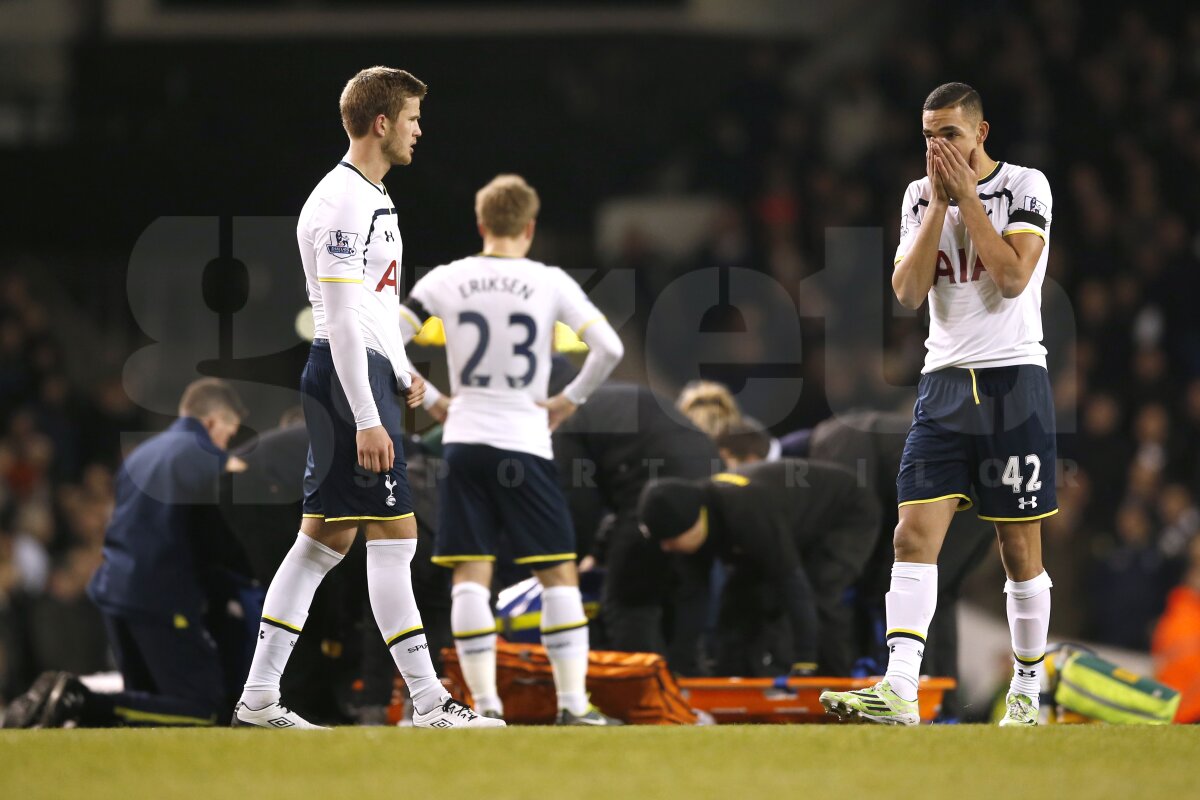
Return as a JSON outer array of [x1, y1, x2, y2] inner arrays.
[[676, 381, 742, 439], [1087, 503, 1172, 651], [1152, 536, 1200, 723]]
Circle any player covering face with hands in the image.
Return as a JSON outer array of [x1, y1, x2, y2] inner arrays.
[[821, 83, 1056, 727]]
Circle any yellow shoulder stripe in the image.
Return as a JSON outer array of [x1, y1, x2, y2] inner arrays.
[[575, 316, 606, 338], [712, 472, 750, 487], [318, 277, 364, 284], [1002, 228, 1046, 240], [398, 307, 422, 332]]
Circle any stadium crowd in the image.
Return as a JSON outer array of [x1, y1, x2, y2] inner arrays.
[[3, 1, 1200, 718]]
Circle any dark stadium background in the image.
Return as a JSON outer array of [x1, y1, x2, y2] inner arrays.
[[3, 0, 1199, 706]]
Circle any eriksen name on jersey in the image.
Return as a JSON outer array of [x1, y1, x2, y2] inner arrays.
[[457, 275, 536, 301]]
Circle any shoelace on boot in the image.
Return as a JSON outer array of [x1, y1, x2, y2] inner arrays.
[[444, 699, 478, 721]]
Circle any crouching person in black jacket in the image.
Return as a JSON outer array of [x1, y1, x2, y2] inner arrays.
[[638, 459, 879, 676]]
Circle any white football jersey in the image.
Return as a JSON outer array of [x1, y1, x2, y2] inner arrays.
[[298, 161, 411, 387], [895, 161, 1052, 373], [406, 256, 604, 459]]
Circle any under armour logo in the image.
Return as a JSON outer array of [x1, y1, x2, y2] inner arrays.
[[1018, 496, 1038, 510], [1017, 668, 1037, 678], [384, 231, 394, 242], [384, 475, 397, 507]]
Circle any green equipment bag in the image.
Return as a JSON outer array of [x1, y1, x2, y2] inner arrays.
[[1055, 651, 1180, 725]]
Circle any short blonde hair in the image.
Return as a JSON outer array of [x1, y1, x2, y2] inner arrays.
[[476, 174, 540, 237], [339, 66, 427, 139], [179, 378, 247, 420], [676, 380, 741, 438]]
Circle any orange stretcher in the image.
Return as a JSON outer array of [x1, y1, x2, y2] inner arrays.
[[677, 676, 957, 723]]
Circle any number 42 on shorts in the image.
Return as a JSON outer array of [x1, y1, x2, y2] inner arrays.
[[1001, 454, 1043, 494]]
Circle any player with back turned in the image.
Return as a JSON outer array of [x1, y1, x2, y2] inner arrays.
[[398, 175, 625, 724], [821, 83, 1057, 726], [233, 67, 501, 729]]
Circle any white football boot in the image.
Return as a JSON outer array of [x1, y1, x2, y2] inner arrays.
[[232, 701, 327, 730]]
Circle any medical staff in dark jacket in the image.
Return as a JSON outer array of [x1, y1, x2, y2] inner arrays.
[[638, 459, 880, 676], [77, 379, 249, 726]]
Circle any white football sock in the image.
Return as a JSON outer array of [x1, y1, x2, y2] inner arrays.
[[883, 561, 938, 703], [451, 581, 501, 714], [1006, 571, 1053, 702], [242, 532, 343, 709], [540, 585, 590, 715], [366, 539, 448, 716]]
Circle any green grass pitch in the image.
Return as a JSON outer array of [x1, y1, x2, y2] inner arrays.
[[3, 726, 1197, 800]]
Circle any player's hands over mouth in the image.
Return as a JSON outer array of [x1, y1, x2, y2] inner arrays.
[[927, 142, 949, 203], [357, 425, 394, 473], [932, 139, 977, 203], [538, 394, 578, 432], [402, 373, 426, 409]]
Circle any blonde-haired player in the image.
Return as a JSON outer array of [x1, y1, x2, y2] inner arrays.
[[400, 174, 625, 724]]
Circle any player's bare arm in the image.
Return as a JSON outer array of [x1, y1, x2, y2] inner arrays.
[[934, 139, 1044, 298], [892, 145, 949, 309]]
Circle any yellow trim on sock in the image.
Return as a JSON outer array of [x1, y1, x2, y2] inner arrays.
[[261, 614, 302, 633], [898, 493, 973, 511], [541, 620, 589, 635], [453, 626, 498, 638], [886, 628, 928, 641], [978, 508, 1059, 523], [113, 707, 216, 726], [386, 625, 424, 645]]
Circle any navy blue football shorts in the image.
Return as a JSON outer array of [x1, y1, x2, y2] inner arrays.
[[301, 339, 414, 523], [897, 364, 1058, 523], [433, 443, 576, 570]]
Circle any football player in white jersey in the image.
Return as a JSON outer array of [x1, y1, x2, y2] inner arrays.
[[398, 175, 625, 724], [822, 83, 1056, 727], [234, 67, 501, 729]]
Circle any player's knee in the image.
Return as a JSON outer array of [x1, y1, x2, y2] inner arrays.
[[892, 518, 939, 562], [534, 560, 578, 588]]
